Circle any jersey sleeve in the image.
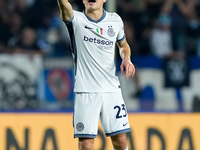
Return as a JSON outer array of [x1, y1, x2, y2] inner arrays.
[[117, 15, 125, 42], [62, 10, 78, 26]]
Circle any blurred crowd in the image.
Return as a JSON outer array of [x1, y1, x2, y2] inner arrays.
[[0, 0, 200, 58], [117, 0, 200, 58], [0, 0, 72, 57]]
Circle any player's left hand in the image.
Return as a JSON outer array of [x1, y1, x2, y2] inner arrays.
[[120, 57, 135, 79]]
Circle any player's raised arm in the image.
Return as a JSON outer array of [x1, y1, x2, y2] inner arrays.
[[117, 38, 135, 79], [57, 0, 74, 21]]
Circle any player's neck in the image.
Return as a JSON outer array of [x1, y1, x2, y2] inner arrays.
[[85, 8, 104, 21]]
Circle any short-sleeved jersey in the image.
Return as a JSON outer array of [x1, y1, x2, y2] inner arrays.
[[64, 10, 125, 92]]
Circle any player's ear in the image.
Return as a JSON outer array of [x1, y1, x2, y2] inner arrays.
[[103, 0, 107, 3]]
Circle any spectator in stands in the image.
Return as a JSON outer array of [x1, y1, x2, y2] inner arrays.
[[161, 0, 188, 53], [0, 12, 24, 53], [150, 14, 172, 57], [161, 0, 200, 57], [10, 0, 32, 27], [0, 0, 11, 53], [139, 0, 167, 55], [183, 0, 200, 56], [117, 0, 166, 55], [13, 27, 46, 57], [7, 12, 24, 48], [149, 14, 185, 59]]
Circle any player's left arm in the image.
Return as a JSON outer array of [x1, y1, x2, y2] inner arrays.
[[117, 38, 135, 79]]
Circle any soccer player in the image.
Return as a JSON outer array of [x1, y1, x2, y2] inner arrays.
[[57, 0, 135, 149]]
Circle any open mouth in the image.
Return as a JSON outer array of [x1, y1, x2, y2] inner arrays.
[[88, 0, 96, 3]]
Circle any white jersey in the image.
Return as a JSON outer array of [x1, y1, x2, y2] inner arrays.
[[64, 10, 125, 92]]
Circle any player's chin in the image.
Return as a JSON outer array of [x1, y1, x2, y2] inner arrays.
[[87, 6, 96, 11]]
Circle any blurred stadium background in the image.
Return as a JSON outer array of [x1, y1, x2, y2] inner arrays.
[[0, 0, 200, 149]]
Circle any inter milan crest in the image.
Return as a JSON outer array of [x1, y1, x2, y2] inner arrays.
[[76, 122, 84, 132], [107, 26, 115, 37]]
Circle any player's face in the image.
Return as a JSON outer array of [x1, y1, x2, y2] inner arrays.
[[83, 0, 106, 11]]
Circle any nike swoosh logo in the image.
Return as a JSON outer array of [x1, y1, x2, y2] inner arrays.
[[85, 25, 93, 29], [123, 122, 128, 127]]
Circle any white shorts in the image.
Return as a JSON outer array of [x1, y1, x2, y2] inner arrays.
[[73, 92, 130, 138]]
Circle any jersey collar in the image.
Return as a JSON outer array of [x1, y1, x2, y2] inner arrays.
[[84, 9, 106, 23]]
